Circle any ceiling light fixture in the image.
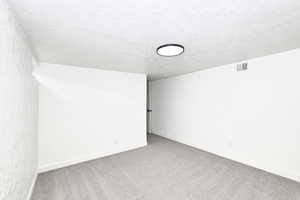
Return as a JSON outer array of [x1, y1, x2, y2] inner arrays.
[[156, 44, 184, 57]]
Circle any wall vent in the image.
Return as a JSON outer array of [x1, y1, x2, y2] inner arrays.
[[237, 62, 248, 71]]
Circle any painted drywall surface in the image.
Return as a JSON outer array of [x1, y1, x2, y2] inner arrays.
[[151, 48, 300, 182], [34, 63, 147, 172], [0, 0, 38, 200]]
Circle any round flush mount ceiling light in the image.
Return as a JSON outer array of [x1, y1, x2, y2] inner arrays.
[[156, 44, 184, 57]]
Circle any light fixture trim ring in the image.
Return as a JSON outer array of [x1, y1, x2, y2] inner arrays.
[[156, 43, 185, 57]]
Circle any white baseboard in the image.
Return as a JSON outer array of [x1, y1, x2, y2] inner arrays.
[[153, 133, 300, 183], [25, 172, 38, 200], [38, 142, 147, 173]]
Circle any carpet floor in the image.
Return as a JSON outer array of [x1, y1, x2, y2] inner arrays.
[[32, 134, 300, 200]]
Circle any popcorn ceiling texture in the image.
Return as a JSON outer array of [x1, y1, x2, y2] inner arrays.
[[0, 0, 38, 199], [8, 0, 300, 79]]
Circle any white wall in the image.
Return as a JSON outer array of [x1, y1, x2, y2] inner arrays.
[[0, 0, 38, 199], [34, 63, 147, 172], [151, 48, 300, 182]]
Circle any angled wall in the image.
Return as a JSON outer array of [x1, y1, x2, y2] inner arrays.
[[151, 48, 300, 182], [34, 63, 147, 172], [0, 0, 38, 199]]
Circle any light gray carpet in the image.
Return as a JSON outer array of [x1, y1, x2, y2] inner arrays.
[[32, 134, 300, 200]]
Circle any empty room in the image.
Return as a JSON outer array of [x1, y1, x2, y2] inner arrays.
[[1, 0, 300, 199]]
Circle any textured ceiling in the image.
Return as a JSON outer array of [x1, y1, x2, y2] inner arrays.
[[9, 0, 300, 79]]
